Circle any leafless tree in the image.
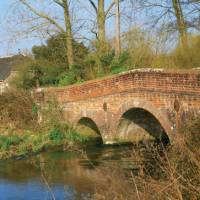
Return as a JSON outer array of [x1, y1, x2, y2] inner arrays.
[[172, 0, 188, 48], [88, 0, 115, 52], [8, 0, 76, 68], [115, 0, 121, 57], [131, 0, 200, 48]]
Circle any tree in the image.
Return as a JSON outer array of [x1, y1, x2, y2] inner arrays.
[[172, 34, 200, 68], [172, 0, 188, 48], [122, 27, 154, 68], [11, 33, 89, 89], [88, 0, 115, 52], [18, 0, 74, 68], [62, 0, 74, 66], [135, 0, 200, 48], [115, 0, 121, 57], [32, 33, 88, 67]]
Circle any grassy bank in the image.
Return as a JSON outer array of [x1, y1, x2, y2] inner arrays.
[[0, 124, 92, 160], [0, 89, 94, 160]]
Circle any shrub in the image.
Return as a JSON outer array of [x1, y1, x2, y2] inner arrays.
[[0, 89, 37, 129], [172, 35, 200, 69], [58, 65, 85, 86], [49, 128, 64, 141]]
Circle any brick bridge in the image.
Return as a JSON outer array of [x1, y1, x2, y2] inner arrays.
[[41, 69, 200, 144]]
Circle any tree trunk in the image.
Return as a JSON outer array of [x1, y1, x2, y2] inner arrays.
[[172, 0, 188, 48], [98, 0, 106, 52], [115, 0, 121, 57], [62, 0, 74, 68]]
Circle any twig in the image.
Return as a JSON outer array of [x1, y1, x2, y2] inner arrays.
[[131, 171, 141, 200], [41, 170, 56, 200]]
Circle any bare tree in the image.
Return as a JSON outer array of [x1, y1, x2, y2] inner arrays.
[[16, 0, 74, 68], [88, 0, 115, 52], [134, 0, 199, 48], [61, 0, 74, 66], [172, 0, 188, 48], [115, 0, 121, 57]]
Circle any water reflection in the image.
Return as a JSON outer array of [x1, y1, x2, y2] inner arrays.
[[0, 143, 134, 200]]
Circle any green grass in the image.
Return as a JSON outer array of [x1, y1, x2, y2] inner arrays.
[[0, 124, 91, 160], [0, 135, 21, 151]]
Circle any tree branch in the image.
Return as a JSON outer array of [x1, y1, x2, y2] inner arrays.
[[88, 0, 98, 13], [105, 1, 115, 17], [19, 0, 65, 33], [53, 0, 64, 8]]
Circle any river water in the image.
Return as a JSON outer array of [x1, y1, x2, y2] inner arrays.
[[0, 142, 137, 200]]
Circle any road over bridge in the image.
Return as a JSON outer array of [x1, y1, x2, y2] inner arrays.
[[40, 69, 200, 144]]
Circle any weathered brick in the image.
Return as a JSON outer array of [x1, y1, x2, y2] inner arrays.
[[41, 69, 200, 143]]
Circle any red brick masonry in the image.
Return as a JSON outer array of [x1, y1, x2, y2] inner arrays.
[[41, 69, 200, 143]]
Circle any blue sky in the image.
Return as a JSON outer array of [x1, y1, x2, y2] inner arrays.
[[0, 1, 12, 56], [0, 1, 42, 57], [0, 0, 168, 57], [0, 1, 116, 57], [0, 0, 192, 57], [0, 0, 133, 57]]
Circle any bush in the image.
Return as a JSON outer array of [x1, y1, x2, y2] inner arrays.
[[58, 64, 85, 86], [0, 89, 37, 129], [49, 128, 64, 141], [172, 35, 200, 69]]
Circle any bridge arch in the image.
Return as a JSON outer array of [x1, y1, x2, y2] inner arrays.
[[114, 99, 174, 143], [74, 113, 105, 142]]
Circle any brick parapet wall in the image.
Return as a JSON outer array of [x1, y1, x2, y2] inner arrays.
[[44, 69, 200, 103]]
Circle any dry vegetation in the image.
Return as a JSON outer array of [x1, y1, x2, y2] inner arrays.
[[0, 89, 37, 131], [0, 90, 90, 159], [93, 117, 200, 200]]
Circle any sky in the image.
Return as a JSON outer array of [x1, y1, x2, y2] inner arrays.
[[0, 0, 171, 57], [0, 0, 195, 57], [0, 1, 110, 57], [0, 1, 13, 56], [0, 0, 42, 57]]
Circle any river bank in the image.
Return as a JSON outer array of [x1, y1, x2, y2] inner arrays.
[[0, 125, 94, 160], [0, 89, 95, 160]]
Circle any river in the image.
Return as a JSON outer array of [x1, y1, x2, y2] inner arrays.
[[0, 142, 139, 200]]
